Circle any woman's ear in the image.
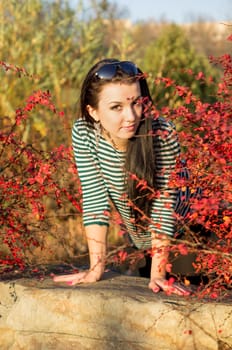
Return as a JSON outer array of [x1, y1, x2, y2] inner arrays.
[[86, 105, 99, 121]]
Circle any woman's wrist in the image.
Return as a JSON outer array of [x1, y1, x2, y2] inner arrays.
[[85, 224, 107, 278], [150, 253, 168, 281], [89, 254, 105, 275], [88, 269, 103, 281], [150, 259, 166, 280], [150, 235, 170, 280]]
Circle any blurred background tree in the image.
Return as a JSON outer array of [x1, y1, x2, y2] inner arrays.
[[0, 0, 115, 149], [142, 24, 220, 108], [1, 0, 229, 150]]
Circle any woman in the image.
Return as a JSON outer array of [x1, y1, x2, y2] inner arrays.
[[54, 58, 190, 296]]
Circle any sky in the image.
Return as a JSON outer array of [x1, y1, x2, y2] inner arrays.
[[108, 0, 232, 24]]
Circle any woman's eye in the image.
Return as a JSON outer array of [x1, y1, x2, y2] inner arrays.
[[111, 105, 122, 111]]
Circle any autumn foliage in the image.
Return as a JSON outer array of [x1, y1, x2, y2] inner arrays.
[[159, 51, 232, 297], [0, 39, 232, 297], [0, 62, 82, 269]]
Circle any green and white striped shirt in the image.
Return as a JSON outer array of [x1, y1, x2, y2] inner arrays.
[[72, 117, 180, 249]]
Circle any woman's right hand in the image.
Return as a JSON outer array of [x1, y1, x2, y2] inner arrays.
[[54, 224, 107, 286], [53, 269, 103, 286]]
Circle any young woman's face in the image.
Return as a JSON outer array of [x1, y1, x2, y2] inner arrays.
[[88, 82, 143, 150]]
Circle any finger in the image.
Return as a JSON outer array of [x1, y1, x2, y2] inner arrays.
[[53, 274, 76, 282], [155, 278, 191, 296], [66, 281, 76, 286], [148, 281, 161, 293], [53, 272, 86, 283], [172, 283, 192, 295], [66, 279, 82, 286], [166, 285, 191, 296], [66, 273, 97, 285], [152, 286, 160, 293]]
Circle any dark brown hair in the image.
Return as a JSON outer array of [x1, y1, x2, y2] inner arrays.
[[79, 58, 155, 228]]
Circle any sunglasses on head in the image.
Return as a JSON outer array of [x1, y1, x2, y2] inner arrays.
[[95, 61, 139, 80]]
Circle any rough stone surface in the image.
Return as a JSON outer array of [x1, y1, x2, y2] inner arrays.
[[0, 272, 232, 350]]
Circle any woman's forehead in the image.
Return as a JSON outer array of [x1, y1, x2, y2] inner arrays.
[[98, 82, 141, 101]]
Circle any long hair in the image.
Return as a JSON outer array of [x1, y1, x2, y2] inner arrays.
[[79, 58, 156, 229]]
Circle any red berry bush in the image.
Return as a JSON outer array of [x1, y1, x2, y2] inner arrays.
[[0, 62, 82, 271]]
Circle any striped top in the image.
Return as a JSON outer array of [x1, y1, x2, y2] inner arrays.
[[72, 117, 180, 249]]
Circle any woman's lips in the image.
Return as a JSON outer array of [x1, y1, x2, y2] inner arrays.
[[122, 124, 136, 131]]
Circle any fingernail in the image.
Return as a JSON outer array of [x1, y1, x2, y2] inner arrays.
[[152, 287, 159, 293]]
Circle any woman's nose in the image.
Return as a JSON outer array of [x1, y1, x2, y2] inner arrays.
[[125, 106, 136, 122]]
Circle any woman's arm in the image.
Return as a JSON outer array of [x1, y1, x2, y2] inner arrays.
[[53, 121, 110, 285], [148, 119, 191, 295], [149, 118, 180, 237], [148, 235, 191, 296], [86, 224, 107, 278], [53, 224, 107, 285]]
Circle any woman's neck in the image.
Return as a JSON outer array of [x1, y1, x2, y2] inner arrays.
[[101, 128, 127, 152]]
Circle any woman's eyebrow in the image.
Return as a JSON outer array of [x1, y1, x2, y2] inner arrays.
[[108, 100, 123, 104], [124, 95, 142, 102], [107, 95, 142, 104]]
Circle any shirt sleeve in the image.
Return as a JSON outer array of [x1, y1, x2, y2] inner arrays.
[[149, 118, 180, 237], [72, 121, 110, 226]]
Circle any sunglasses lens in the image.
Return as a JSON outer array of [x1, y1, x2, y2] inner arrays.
[[95, 65, 117, 80], [120, 61, 138, 75], [95, 61, 138, 80]]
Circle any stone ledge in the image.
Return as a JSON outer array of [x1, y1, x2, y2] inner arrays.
[[0, 272, 231, 350]]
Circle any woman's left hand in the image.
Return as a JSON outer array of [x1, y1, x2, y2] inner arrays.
[[149, 277, 191, 296]]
